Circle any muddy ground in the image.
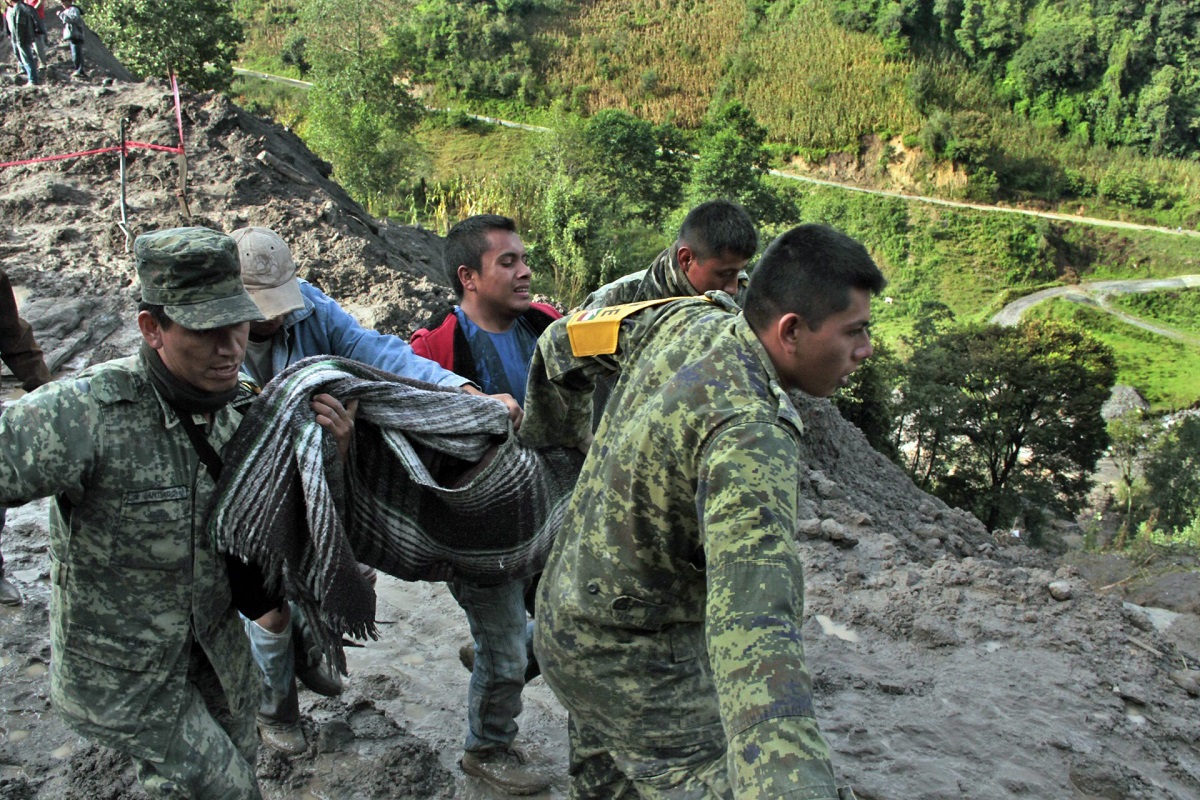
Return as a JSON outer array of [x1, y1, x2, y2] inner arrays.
[[1, 72, 1199, 799]]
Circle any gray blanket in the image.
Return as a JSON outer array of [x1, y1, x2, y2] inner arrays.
[[209, 356, 582, 667]]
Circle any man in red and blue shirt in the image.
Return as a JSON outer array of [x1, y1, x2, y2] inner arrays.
[[411, 214, 559, 796]]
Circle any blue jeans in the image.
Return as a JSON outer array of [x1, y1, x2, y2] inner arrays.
[[14, 42, 37, 85], [69, 39, 84, 73], [449, 577, 534, 752]]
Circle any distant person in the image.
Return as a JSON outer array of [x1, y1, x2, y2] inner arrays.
[[56, 0, 83, 77], [0, 227, 358, 799], [581, 198, 758, 310], [0, 268, 53, 607], [581, 198, 758, 427], [232, 225, 523, 757], [410, 214, 559, 796], [25, 0, 45, 63], [523, 223, 883, 798], [4, 0, 41, 85]]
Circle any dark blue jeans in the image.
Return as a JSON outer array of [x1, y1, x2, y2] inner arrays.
[[449, 577, 534, 752], [13, 42, 37, 85], [69, 39, 84, 73]]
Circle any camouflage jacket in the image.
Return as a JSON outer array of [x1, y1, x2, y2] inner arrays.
[[580, 245, 749, 311], [524, 295, 840, 798], [0, 356, 258, 761]]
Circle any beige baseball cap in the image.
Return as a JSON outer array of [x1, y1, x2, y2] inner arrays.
[[231, 226, 306, 319]]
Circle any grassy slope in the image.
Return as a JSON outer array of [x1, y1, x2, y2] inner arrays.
[[1028, 300, 1200, 412], [1110, 289, 1200, 338], [230, 1, 1200, 408]]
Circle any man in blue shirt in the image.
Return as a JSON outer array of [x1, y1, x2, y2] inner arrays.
[[412, 215, 559, 795], [233, 226, 522, 757]]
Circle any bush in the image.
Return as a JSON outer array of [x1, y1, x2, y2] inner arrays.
[[1142, 416, 1200, 535], [1097, 168, 1162, 210]]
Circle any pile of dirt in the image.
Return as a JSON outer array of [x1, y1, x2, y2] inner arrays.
[[1, 76, 1197, 799]]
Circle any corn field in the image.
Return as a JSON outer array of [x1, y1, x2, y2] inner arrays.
[[540, 0, 918, 149]]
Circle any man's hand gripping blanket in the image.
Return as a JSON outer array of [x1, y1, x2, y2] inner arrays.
[[208, 356, 583, 672]]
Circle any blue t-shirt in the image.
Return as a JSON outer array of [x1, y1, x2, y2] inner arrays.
[[454, 308, 538, 406]]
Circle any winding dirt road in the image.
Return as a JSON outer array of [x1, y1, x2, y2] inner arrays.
[[989, 275, 1200, 344]]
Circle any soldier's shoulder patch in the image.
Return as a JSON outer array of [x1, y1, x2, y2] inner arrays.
[[566, 297, 693, 356], [86, 362, 143, 406]]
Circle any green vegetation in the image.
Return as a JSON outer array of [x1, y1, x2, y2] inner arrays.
[[831, 1, 1200, 158], [232, 0, 1200, 222], [1028, 300, 1200, 412], [1102, 412, 1200, 556], [893, 318, 1116, 539], [1110, 288, 1200, 337], [226, 1, 1200, 410], [91, 0, 243, 90]]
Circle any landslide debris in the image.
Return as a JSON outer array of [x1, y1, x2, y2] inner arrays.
[[0, 76, 1196, 800]]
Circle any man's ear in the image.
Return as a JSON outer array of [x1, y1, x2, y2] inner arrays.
[[456, 264, 476, 294], [775, 312, 804, 354], [137, 310, 164, 349], [676, 244, 695, 273]]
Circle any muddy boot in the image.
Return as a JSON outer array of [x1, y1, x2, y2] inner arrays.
[[460, 746, 549, 796], [291, 604, 343, 697], [245, 618, 307, 756], [0, 573, 21, 607], [257, 679, 306, 757]]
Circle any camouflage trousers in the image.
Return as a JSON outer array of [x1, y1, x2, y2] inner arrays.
[[566, 713, 732, 799], [566, 716, 858, 800], [134, 642, 261, 799]]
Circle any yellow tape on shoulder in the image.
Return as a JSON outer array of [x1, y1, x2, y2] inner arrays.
[[566, 297, 690, 356]]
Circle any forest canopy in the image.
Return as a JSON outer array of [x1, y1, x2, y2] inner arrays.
[[830, 0, 1200, 159]]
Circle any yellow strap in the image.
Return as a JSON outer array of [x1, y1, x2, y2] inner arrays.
[[566, 297, 694, 357]]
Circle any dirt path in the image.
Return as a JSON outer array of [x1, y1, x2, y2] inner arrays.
[[989, 274, 1200, 342], [234, 68, 1199, 241]]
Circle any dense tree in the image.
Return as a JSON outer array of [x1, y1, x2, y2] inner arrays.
[[687, 102, 794, 224], [900, 319, 1116, 536], [1142, 416, 1200, 535], [1106, 410, 1150, 545], [833, 339, 901, 460], [831, 0, 1200, 158], [300, 0, 424, 214], [91, 0, 243, 90], [581, 111, 690, 227], [390, 0, 552, 101]]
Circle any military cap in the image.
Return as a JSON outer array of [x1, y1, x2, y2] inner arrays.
[[135, 227, 266, 330]]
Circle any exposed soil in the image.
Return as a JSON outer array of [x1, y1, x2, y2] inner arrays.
[[1, 72, 1197, 800]]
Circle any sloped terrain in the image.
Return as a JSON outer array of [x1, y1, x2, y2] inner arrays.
[[0, 76, 1197, 800]]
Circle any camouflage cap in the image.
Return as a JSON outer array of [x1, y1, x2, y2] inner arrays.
[[135, 227, 266, 330]]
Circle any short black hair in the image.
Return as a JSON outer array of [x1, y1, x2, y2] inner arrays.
[[444, 214, 517, 298], [138, 301, 174, 329], [677, 199, 757, 260], [743, 224, 886, 332]]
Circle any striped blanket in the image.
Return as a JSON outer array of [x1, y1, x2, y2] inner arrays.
[[209, 356, 583, 668]]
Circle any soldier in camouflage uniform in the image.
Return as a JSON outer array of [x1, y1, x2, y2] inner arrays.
[[580, 199, 758, 312], [0, 228, 357, 798], [0, 268, 53, 606], [521, 224, 884, 798]]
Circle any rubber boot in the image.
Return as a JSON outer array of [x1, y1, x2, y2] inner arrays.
[[245, 617, 307, 756], [0, 540, 20, 607], [292, 604, 343, 697], [0, 572, 21, 607]]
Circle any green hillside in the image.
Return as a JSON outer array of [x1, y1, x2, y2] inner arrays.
[[229, 0, 1200, 409]]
